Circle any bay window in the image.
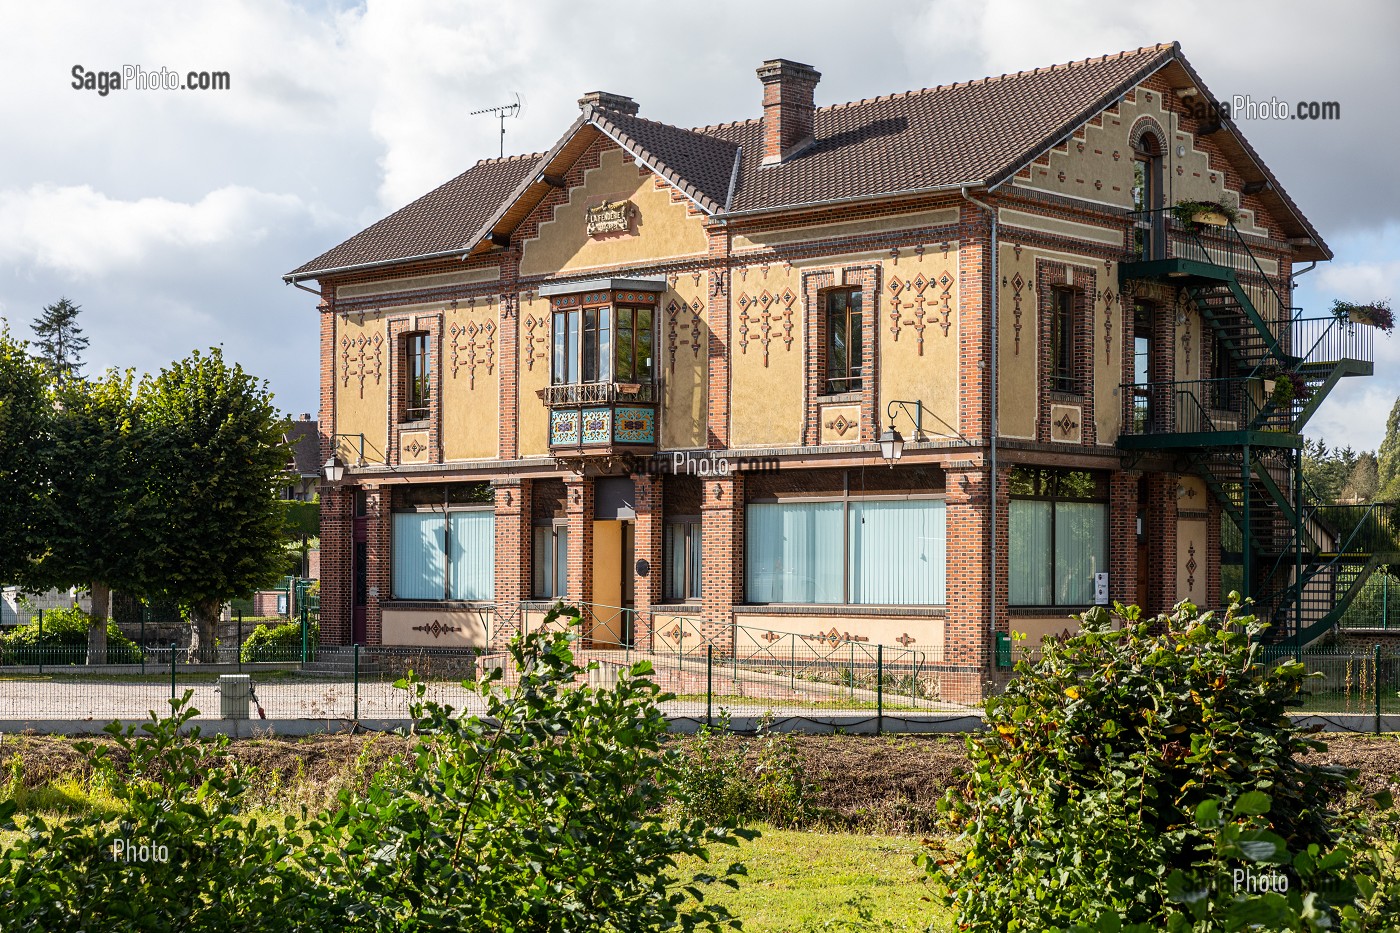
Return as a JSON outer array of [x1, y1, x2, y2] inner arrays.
[[745, 498, 945, 604], [551, 303, 653, 385], [1008, 467, 1107, 606]]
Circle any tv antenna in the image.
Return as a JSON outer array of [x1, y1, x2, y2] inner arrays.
[[470, 92, 523, 158]]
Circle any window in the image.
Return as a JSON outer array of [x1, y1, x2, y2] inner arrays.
[[390, 508, 494, 600], [1008, 467, 1107, 606], [745, 498, 945, 605], [532, 524, 569, 598], [551, 304, 653, 385], [1050, 288, 1077, 393], [404, 332, 431, 421], [664, 520, 702, 601], [824, 288, 863, 394]]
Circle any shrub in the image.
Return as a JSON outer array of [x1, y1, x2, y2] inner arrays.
[[311, 604, 753, 931], [0, 607, 140, 664], [673, 716, 818, 829], [240, 619, 317, 662], [925, 598, 1368, 931], [0, 695, 331, 931]]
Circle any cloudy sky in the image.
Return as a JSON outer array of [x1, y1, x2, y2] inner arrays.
[[1, 0, 1396, 449]]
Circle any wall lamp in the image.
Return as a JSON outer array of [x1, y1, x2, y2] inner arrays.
[[879, 399, 974, 466], [323, 433, 367, 483]]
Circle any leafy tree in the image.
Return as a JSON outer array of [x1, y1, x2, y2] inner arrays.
[[136, 349, 290, 659], [1340, 451, 1380, 502], [0, 327, 49, 585], [926, 599, 1363, 930], [26, 372, 147, 662], [1377, 397, 1400, 501], [29, 297, 89, 381]]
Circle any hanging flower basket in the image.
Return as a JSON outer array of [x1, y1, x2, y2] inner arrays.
[[1171, 199, 1239, 231], [1331, 298, 1394, 332], [1267, 371, 1313, 407]]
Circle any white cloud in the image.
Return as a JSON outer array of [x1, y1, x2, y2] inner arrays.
[[0, 184, 314, 278]]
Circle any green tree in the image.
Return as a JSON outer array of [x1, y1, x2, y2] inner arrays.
[[1377, 397, 1400, 501], [29, 297, 89, 381], [0, 327, 49, 584], [1341, 451, 1380, 502], [137, 349, 290, 659], [26, 372, 148, 662]]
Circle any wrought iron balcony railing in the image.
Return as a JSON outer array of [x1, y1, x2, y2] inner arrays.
[[538, 381, 658, 406]]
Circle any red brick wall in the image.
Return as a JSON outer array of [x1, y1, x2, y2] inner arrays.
[[700, 473, 744, 650], [632, 473, 663, 649], [564, 477, 594, 611], [492, 479, 532, 648]]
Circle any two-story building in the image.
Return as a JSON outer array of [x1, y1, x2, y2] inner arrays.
[[286, 42, 1377, 701]]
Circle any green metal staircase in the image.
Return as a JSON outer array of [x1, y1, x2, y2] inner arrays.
[[1119, 209, 1379, 645]]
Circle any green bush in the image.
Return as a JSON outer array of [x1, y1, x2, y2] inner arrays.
[[0, 607, 140, 664], [674, 716, 818, 829], [314, 604, 753, 930], [926, 598, 1375, 931], [240, 620, 316, 662]]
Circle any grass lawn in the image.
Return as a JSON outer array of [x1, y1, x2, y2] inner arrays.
[[684, 827, 950, 932]]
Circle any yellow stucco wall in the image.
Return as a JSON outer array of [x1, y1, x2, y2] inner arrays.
[[441, 297, 501, 461], [334, 312, 390, 465], [516, 291, 553, 458], [1176, 476, 1209, 605], [382, 607, 490, 648], [729, 262, 805, 448], [1009, 616, 1082, 647], [660, 276, 708, 450], [879, 247, 962, 441], [1011, 82, 1269, 237], [519, 146, 709, 278], [729, 614, 946, 662]]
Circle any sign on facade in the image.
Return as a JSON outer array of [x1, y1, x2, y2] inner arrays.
[[586, 200, 634, 236]]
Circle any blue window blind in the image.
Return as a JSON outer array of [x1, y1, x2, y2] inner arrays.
[[449, 511, 495, 600], [744, 501, 844, 604], [848, 500, 945, 604], [392, 512, 445, 600], [1009, 499, 1106, 606], [1009, 500, 1052, 605]]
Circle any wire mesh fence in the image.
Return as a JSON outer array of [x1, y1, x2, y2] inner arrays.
[[0, 608, 1395, 729]]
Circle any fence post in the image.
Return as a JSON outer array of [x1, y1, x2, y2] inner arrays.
[[353, 643, 360, 722], [301, 604, 308, 665], [37, 609, 43, 675], [1385, 573, 1390, 631], [237, 611, 243, 673], [1376, 643, 1383, 736], [170, 641, 177, 704], [876, 644, 884, 736], [706, 644, 713, 729]]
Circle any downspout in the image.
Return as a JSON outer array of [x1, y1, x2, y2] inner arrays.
[[288, 279, 322, 298], [962, 187, 998, 645], [1291, 260, 1317, 284]]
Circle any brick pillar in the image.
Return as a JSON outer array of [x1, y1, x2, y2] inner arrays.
[[943, 465, 1003, 704], [700, 472, 743, 653], [1143, 472, 1179, 619], [492, 478, 532, 649], [1109, 470, 1139, 610], [365, 485, 390, 646], [958, 202, 991, 443], [632, 472, 663, 650], [564, 476, 594, 611], [318, 485, 352, 645], [1206, 492, 1223, 611]]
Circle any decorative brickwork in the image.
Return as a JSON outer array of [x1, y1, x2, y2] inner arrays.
[[1035, 259, 1097, 446]]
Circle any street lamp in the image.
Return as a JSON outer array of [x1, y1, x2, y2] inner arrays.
[[879, 425, 905, 464], [323, 432, 367, 483]]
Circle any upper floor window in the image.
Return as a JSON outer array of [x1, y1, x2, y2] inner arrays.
[[403, 332, 430, 421], [552, 304, 654, 386], [1050, 288, 1078, 394], [824, 288, 863, 394]]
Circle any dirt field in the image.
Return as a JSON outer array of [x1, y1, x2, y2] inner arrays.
[[3, 730, 1395, 834]]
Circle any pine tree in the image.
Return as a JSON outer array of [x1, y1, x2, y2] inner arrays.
[[30, 297, 89, 380]]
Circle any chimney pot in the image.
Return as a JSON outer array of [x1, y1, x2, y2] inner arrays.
[[756, 58, 821, 164], [578, 91, 639, 116]]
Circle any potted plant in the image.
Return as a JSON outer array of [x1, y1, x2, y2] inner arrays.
[[1171, 198, 1239, 230], [1267, 371, 1312, 407], [1331, 298, 1394, 332]]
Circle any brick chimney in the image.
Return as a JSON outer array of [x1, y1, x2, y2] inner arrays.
[[756, 59, 820, 164], [578, 91, 639, 116]]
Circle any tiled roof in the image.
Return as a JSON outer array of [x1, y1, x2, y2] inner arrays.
[[706, 44, 1175, 213], [284, 418, 321, 476], [286, 155, 540, 277], [288, 42, 1325, 278], [589, 108, 740, 213]]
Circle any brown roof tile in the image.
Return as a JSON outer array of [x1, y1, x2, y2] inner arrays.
[[288, 42, 1327, 277]]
